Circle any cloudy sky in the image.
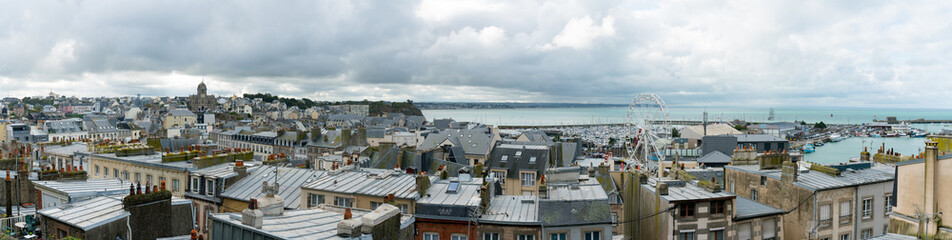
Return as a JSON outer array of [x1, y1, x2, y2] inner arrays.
[[1, 0, 951, 107]]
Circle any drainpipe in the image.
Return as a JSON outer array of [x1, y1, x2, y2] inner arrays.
[[126, 216, 133, 240], [813, 193, 818, 239], [853, 186, 859, 239]]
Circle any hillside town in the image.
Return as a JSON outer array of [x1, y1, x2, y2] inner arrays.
[[0, 82, 946, 240]]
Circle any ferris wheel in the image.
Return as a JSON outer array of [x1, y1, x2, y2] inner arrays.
[[625, 93, 670, 170]]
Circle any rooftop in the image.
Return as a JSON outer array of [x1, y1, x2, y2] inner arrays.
[[303, 170, 426, 200], [191, 162, 259, 179], [220, 166, 326, 209], [479, 195, 539, 224], [37, 196, 129, 231], [547, 178, 609, 201], [33, 178, 129, 199], [726, 163, 895, 191], [210, 208, 377, 240], [642, 178, 735, 203], [417, 177, 481, 207], [734, 196, 784, 221]]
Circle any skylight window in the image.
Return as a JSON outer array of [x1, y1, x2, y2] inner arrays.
[[501, 155, 508, 162], [447, 182, 460, 193], [515, 151, 522, 156], [529, 157, 537, 164]]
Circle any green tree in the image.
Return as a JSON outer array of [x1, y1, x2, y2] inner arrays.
[[608, 137, 617, 146], [671, 128, 681, 138], [814, 121, 827, 129]]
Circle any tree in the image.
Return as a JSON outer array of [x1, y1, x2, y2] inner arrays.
[[814, 121, 827, 129], [734, 125, 747, 131], [608, 137, 617, 147], [671, 128, 681, 138]]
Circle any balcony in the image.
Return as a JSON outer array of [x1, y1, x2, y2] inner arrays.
[[839, 215, 852, 224], [818, 219, 832, 228]]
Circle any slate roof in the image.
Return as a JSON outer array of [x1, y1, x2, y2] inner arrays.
[[418, 128, 496, 156], [44, 143, 91, 157], [168, 109, 196, 117], [734, 196, 784, 221], [538, 199, 611, 227], [697, 151, 732, 164], [37, 196, 129, 231], [191, 162, 260, 179], [868, 234, 918, 240], [486, 143, 550, 180], [518, 130, 552, 143], [302, 170, 424, 199], [726, 164, 895, 191], [220, 166, 326, 209], [417, 178, 481, 207], [479, 195, 539, 224]]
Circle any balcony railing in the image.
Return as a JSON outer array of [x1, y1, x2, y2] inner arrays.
[[839, 214, 852, 224]]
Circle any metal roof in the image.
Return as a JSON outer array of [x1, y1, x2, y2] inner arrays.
[[302, 170, 423, 200], [734, 196, 783, 221], [33, 178, 129, 200], [168, 109, 196, 116], [479, 195, 539, 224], [868, 234, 918, 240], [44, 143, 91, 156], [547, 178, 609, 201], [417, 178, 481, 207], [731, 134, 787, 142], [37, 196, 129, 231], [726, 164, 895, 191], [210, 208, 367, 240], [220, 166, 326, 209], [87, 152, 193, 171], [191, 162, 260, 179], [643, 178, 735, 202]]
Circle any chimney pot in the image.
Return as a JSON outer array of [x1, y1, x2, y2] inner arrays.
[[344, 208, 352, 220]]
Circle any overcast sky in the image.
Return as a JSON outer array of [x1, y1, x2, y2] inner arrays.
[[1, 0, 951, 107]]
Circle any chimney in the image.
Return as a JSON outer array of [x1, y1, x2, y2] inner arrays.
[[234, 160, 248, 176], [781, 159, 798, 184], [337, 208, 362, 237], [657, 182, 668, 195], [538, 174, 548, 199], [924, 141, 939, 217], [415, 173, 431, 196], [241, 199, 264, 229]]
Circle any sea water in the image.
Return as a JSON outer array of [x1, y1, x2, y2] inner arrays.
[[422, 106, 949, 164]]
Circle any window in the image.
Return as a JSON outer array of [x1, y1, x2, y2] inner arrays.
[[515, 151, 522, 156], [400, 204, 409, 214], [492, 170, 507, 183], [549, 233, 567, 240], [521, 172, 536, 186], [730, 180, 735, 193], [423, 233, 438, 240], [529, 156, 537, 164], [763, 219, 776, 240], [737, 223, 751, 240], [135, 173, 141, 182], [501, 155, 508, 162], [840, 201, 852, 217], [820, 204, 831, 221], [677, 232, 694, 240], [335, 197, 353, 208], [862, 198, 873, 218], [518, 234, 535, 240], [206, 179, 214, 195], [585, 231, 600, 240], [711, 200, 725, 214], [104, 167, 109, 177], [451, 234, 468, 240], [95, 165, 100, 175], [483, 233, 499, 240], [147, 175, 153, 184], [711, 230, 724, 240], [760, 176, 767, 186], [884, 195, 892, 213], [371, 202, 382, 210], [840, 233, 850, 240], [309, 194, 325, 206], [611, 212, 618, 226], [123, 171, 129, 180], [191, 177, 199, 193], [679, 202, 696, 217], [861, 229, 872, 239], [172, 179, 180, 191], [751, 189, 759, 201], [114, 169, 119, 178]]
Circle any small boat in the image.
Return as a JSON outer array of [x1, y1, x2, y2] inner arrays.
[[814, 141, 825, 147], [802, 144, 815, 153], [830, 133, 846, 142]]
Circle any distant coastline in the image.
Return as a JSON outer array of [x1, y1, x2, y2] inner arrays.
[[414, 102, 627, 110]]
